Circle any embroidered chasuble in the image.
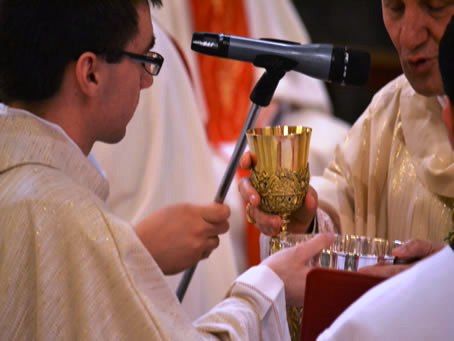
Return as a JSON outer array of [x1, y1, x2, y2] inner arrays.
[[0, 106, 290, 340], [313, 75, 454, 242]]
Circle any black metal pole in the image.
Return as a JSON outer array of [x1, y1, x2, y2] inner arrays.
[[177, 57, 295, 302], [176, 103, 262, 302]]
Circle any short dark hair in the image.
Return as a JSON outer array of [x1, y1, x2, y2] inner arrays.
[[440, 16, 454, 103], [0, 0, 162, 103]]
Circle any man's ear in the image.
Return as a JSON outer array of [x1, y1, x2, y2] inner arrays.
[[442, 96, 454, 147], [74, 52, 101, 96]]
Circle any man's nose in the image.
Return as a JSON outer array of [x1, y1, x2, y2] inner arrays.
[[399, 7, 429, 51]]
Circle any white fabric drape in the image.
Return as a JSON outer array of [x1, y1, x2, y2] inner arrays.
[[318, 246, 454, 340], [155, 0, 350, 176]]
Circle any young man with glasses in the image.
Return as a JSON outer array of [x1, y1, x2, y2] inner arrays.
[[91, 18, 244, 321], [0, 0, 333, 339]]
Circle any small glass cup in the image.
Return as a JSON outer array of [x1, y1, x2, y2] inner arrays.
[[269, 232, 400, 270], [327, 234, 399, 271]]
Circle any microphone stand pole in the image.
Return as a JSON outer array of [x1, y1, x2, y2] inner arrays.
[[176, 56, 297, 302]]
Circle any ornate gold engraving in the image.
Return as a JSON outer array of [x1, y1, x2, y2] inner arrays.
[[251, 166, 310, 216]]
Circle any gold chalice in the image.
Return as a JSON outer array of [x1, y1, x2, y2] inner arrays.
[[246, 125, 312, 341], [246, 125, 312, 241]]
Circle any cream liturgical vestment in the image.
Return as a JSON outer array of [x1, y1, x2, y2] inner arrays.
[[313, 75, 454, 242], [0, 107, 290, 340]]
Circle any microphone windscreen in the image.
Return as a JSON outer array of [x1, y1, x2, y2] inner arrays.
[[330, 47, 371, 86], [191, 32, 229, 57]]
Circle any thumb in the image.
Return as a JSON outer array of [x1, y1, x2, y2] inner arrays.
[[239, 151, 256, 170], [296, 232, 336, 260], [291, 186, 318, 231]]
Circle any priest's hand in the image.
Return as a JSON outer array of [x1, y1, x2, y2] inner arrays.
[[263, 232, 335, 307], [358, 238, 445, 278], [238, 151, 318, 236], [135, 202, 230, 275]]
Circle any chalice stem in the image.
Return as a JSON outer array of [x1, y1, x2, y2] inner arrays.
[[281, 213, 290, 233]]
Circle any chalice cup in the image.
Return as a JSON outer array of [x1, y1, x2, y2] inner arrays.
[[246, 126, 312, 241], [246, 126, 312, 341]]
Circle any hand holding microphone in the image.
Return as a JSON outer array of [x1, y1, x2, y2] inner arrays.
[[191, 32, 370, 86]]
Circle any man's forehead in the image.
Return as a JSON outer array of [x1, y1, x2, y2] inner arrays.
[[144, 1, 156, 48], [133, 0, 154, 50]]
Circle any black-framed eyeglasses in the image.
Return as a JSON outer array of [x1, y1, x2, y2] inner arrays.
[[120, 50, 164, 76], [102, 49, 164, 76]]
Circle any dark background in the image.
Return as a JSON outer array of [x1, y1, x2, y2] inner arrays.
[[292, 0, 402, 124]]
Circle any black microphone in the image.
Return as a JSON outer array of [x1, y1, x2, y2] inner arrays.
[[191, 32, 370, 86]]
